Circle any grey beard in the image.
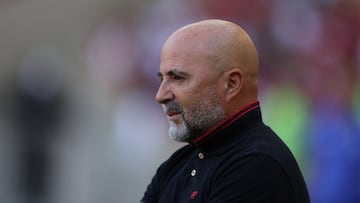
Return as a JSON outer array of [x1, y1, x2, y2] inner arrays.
[[168, 118, 191, 142], [163, 96, 226, 142]]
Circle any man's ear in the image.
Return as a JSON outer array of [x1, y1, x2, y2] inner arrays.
[[224, 68, 244, 102]]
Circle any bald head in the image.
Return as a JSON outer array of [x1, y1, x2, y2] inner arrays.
[[163, 19, 259, 77], [158, 19, 259, 117]]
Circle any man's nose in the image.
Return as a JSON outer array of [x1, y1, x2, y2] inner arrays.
[[155, 82, 174, 104]]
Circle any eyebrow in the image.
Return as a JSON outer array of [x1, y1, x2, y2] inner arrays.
[[157, 69, 190, 78]]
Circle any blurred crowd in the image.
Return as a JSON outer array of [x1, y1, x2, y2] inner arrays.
[[0, 0, 359, 202]]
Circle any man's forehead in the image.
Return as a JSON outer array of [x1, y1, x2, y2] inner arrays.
[[159, 49, 221, 77], [159, 52, 195, 73]]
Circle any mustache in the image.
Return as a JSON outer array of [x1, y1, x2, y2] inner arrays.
[[162, 101, 183, 114]]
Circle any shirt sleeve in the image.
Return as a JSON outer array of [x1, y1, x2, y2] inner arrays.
[[207, 154, 295, 203]]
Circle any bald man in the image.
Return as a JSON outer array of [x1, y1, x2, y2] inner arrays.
[[141, 19, 310, 203]]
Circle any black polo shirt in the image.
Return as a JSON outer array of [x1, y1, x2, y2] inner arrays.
[[141, 101, 310, 203]]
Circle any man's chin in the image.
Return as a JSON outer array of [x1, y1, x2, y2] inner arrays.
[[168, 126, 191, 142]]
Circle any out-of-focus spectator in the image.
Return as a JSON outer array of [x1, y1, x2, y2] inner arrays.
[[13, 45, 67, 203], [307, 102, 360, 203], [300, 1, 360, 202]]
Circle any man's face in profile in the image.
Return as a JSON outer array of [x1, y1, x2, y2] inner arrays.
[[156, 35, 227, 142]]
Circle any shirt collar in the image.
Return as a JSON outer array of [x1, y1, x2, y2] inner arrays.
[[189, 100, 260, 146]]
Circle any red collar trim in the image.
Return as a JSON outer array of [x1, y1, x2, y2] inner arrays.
[[190, 100, 260, 145]]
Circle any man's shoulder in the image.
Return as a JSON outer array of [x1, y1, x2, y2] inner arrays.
[[240, 125, 294, 158], [227, 125, 301, 175]]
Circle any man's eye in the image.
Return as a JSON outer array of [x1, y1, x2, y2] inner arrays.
[[172, 75, 183, 80]]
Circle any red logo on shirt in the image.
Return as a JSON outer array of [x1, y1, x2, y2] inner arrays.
[[190, 191, 199, 200]]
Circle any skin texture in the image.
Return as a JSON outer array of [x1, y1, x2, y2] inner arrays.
[[156, 19, 259, 142]]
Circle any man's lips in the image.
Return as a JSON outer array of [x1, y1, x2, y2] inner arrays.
[[166, 111, 182, 120], [167, 111, 181, 116]]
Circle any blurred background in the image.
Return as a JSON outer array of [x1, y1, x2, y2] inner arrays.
[[0, 0, 359, 202]]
